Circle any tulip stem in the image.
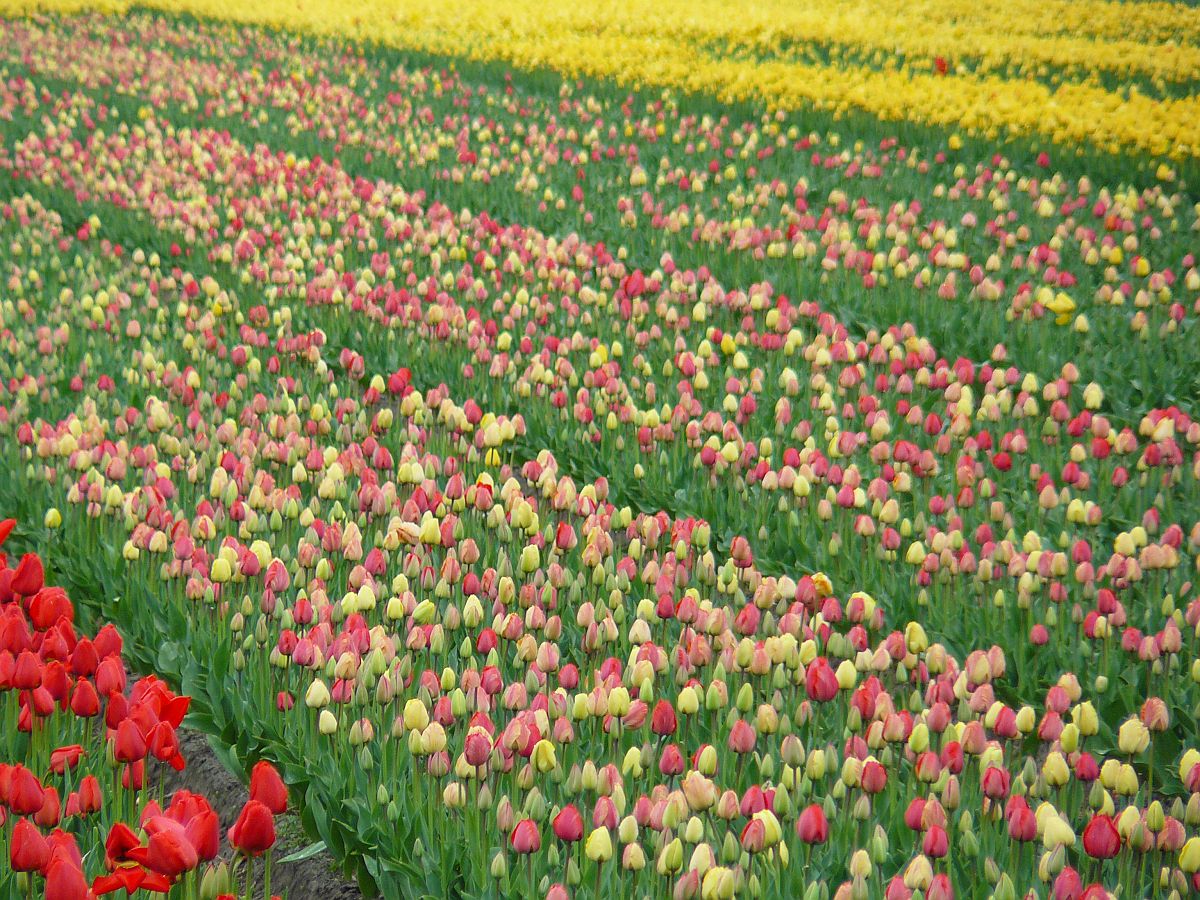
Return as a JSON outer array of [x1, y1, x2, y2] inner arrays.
[[264, 850, 273, 900], [244, 855, 254, 900]]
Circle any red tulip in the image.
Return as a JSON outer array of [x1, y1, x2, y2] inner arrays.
[[36, 787, 62, 828], [103, 823, 141, 869], [228, 800, 276, 856], [592, 796, 618, 830], [981, 765, 1010, 800], [552, 805, 583, 842], [29, 587, 73, 629], [173, 806, 220, 863], [904, 797, 927, 831], [120, 760, 144, 790], [70, 639, 99, 677], [250, 761, 288, 815], [928, 874, 954, 900], [861, 760, 888, 793], [46, 829, 82, 872], [70, 680, 100, 718], [93, 624, 122, 660], [77, 776, 101, 816], [805, 657, 838, 702], [9, 765, 45, 815], [50, 746, 85, 775], [40, 660, 71, 701], [1082, 814, 1121, 859], [12, 553, 45, 595], [13, 650, 42, 690], [510, 819, 541, 854], [1074, 753, 1100, 783], [1053, 868, 1083, 900], [10, 817, 51, 872], [740, 786, 767, 817], [142, 826, 200, 877], [464, 730, 491, 767], [727, 719, 756, 754], [650, 700, 677, 736], [740, 817, 767, 853], [658, 744, 684, 776], [795, 804, 828, 844], [148, 722, 185, 770], [923, 824, 949, 858], [113, 720, 147, 763], [1008, 805, 1037, 842], [44, 858, 90, 900], [95, 658, 126, 698]]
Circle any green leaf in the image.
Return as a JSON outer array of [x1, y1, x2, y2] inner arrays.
[[156, 643, 181, 677], [278, 841, 326, 864], [210, 738, 240, 776]]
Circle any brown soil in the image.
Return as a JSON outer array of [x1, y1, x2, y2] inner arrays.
[[155, 730, 367, 900]]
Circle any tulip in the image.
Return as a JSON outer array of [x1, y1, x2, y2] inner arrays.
[[699, 865, 734, 900], [1043, 816, 1076, 850], [49, 746, 84, 775], [553, 805, 584, 843], [796, 804, 828, 844], [250, 761, 288, 815], [10, 817, 51, 872], [9, 766, 45, 815], [727, 720, 756, 754], [805, 657, 839, 702], [1179, 837, 1200, 873], [981, 766, 1010, 800], [228, 800, 276, 856], [143, 827, 200, 877], [651, 700, 677, 736], [511, 819, 541, 854], [44, 858, 90, 900], [1116, 719, 1149, 755], [681, 772, 716, 811], [532, 740, 557, 773], [1081, 814, 1121, 859], [659, 744, 685, 777], [584, 827, 613, 862], [12, 553, 45, 595], [465, 730, 492, 768], [114, 720, 147, 763], [923, 825, 949, 859], [1053, 867, 1084, 900]]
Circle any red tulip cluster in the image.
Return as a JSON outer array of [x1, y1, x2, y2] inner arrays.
[[1, 521, 285, 899]]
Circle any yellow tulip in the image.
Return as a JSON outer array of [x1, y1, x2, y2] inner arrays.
[[585, 827, 613, 862]]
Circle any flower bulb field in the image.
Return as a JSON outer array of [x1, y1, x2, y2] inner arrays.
[[1, 3, 1200, 899]]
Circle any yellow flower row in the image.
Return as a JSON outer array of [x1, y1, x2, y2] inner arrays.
[[678, 0, 1200, 83], [5, 0, 1198, 159]]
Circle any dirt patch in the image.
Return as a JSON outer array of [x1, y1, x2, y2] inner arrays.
[[154, 730, 366, 900]]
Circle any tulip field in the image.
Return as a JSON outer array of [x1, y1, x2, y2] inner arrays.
[[1, 4, 1200, 900]]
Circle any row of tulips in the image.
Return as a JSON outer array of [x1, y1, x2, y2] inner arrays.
[[1, 517, 294, 899], [2, 13, 1196, 414], [1, 89, 1196, 743], [0, 185, 1197, 897], [7, 0, 1200, 161]]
